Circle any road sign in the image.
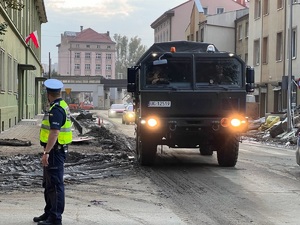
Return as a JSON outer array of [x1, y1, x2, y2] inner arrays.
[[65, 88, 71, 94]]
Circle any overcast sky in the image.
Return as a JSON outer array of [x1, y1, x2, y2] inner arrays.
[[41, 0, 187, 64]]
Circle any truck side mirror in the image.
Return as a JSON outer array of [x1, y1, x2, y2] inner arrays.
[[246, 67, 254, 83], [127, 67, 136, 93], [246, 67, 255, 93]]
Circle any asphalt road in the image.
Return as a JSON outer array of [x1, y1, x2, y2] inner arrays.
[[1, 110, 300, 225], [96, 110, 300, 225]]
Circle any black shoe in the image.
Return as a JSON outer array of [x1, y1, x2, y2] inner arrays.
[[33, 213, 48, 222], [37, 219, 62, 225]]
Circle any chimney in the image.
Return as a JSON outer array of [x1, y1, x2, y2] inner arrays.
[[80, 26, 83, 32], [106, 31, 110, 36]]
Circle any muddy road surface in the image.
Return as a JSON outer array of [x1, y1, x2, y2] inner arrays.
[[1, 110, 300, 224]]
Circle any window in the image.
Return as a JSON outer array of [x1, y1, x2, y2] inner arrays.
[[255, 0, 261, 19], [262, 37, 268, 64], [13, 59, 17, 93], [200, 28, 204, 42], [86, 45, 90, 48], [0, 48, 5, 91], [195, 58, 241, 86], [238, 25, 243, 40], [276, 32, 283, 61], [107, 45, 111, 49], [277, 0, 283, 9], [106, 65, 111, 70], [97, 45, 101, 49], [292, 29, 297, 59], [76, 44, 80, 48], [96, 53, 101, 59], [217, 8, 224, 14], [75, 52, 80, 58], [254, 39, 260, 66], [85, 64, 90, 70], [75, 64, 80, 70], [96, 64, 101, 70], [263, 0, 269, 15], [106, 54, 111, 60], [245, 22, 249, 38], [7, 55, 12, 92], [85, 53, 91, 59], [203, 7, 208, 15]]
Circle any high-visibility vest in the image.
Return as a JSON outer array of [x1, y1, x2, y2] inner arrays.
[[40, 100, 72, 145]]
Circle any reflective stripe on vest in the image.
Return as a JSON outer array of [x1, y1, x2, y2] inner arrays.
[[40, 100, 72, 145]]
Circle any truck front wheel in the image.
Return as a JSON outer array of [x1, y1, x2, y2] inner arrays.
[[217, 135, 239, 167], [136, 134, 157, 166]]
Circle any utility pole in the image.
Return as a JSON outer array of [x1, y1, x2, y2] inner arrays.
[[287, 0, 293, 132], [48, 52, 51, 79]]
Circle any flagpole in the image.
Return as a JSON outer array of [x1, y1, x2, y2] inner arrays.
[[49, 52, 51, 79]]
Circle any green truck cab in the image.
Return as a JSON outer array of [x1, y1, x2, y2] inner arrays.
[[127, 41, 254, 167]]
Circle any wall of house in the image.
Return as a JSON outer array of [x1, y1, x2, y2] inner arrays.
[[171, 0, 194, 41], [0, 1, 45, 132], [204, 12, 237, 52]]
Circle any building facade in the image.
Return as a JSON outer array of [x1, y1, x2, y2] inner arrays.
[[185, 0, 246, 50], [150, 0, 194, 43], [57, 27, 116, 79], [248, 0, 300, 117], [0, 0, 47, 132]]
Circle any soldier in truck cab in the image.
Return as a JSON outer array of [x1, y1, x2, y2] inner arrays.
[[215, 64, 235, 84], [147, 67, 169, 84]]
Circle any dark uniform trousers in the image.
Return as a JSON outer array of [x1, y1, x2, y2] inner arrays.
[[43, 146, 67, 223]]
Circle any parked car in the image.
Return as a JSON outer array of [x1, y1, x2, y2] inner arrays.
[[122, 104, 135, 125], [108, 104, 126, 118], [68, 103, 79, 111], [79, 102, 94, 110]]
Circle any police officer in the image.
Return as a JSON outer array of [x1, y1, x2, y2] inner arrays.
[[33, 79, 72, 225]]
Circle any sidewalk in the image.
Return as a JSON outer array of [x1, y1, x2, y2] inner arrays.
[[0, 114, 43, 155]]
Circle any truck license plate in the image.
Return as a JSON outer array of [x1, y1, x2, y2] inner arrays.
[[148, 101, 171, 107]]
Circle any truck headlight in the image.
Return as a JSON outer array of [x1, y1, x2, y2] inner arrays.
[[231, 118, 241, 127], [140, 117, 160, 129], [148, 118, 158, 127]]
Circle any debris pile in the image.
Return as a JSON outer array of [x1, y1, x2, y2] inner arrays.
[[245, 112, 300, 147]]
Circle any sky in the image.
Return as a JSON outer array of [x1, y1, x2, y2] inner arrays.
[[41, 0, 188, 65]]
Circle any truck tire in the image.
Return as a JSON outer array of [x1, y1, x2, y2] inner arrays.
[[217, 135, 239, 167], [136, 134, 157, 166]]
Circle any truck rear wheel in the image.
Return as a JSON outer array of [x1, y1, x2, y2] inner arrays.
[[217, 135, 239, 167], [136, 134, 157, 166]]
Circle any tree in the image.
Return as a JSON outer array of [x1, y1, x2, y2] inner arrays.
[[114, 34, 147, 79]]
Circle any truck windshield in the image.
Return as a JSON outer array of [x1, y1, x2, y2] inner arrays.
[[144, 57, 192, 89], [195, 58, 242, 87], [142, 56, 242, 89]]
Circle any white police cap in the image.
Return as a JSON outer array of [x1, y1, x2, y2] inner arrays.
[[44, 79, 63, 92]]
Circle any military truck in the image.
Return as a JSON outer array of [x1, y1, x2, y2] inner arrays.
[[127, 41, 254, 167]]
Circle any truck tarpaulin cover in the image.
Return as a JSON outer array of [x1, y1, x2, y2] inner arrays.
[[136, 41, 219, 65]]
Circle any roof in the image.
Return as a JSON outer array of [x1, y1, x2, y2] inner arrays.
[[136, 41, 219, 65], [36, 0, 47, 23], [195, 0, 204, 13], [65, 28, 115, 44]]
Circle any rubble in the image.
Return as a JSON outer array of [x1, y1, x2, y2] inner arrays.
[[245, 113, 300, 148]]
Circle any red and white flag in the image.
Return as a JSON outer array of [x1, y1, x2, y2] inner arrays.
[[25, 30, 39, 48]]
